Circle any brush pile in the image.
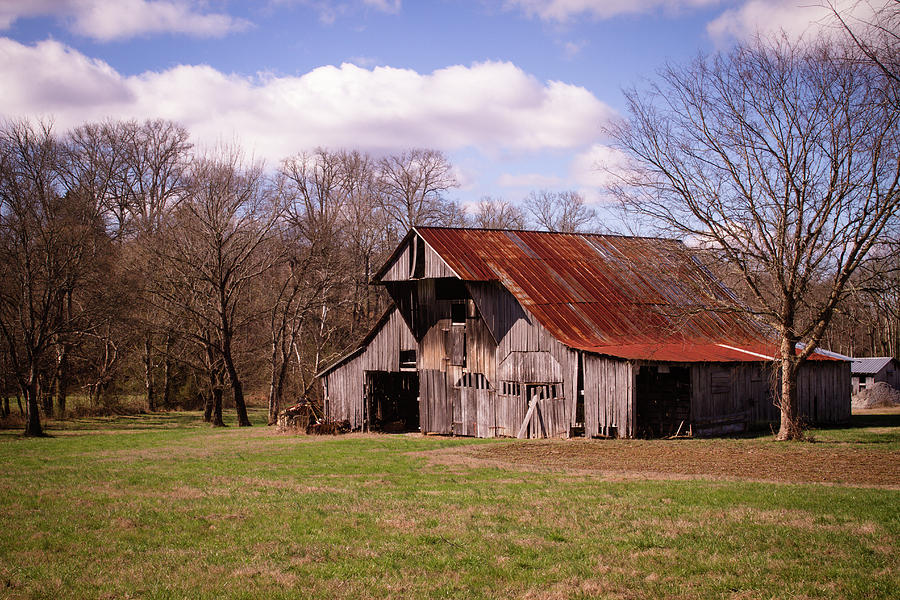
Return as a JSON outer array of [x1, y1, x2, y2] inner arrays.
[[851, 382, 900, 409]]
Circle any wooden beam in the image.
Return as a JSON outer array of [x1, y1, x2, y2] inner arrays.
[[517, 399, 537, 439]]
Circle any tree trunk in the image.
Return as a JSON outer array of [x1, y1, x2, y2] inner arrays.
[[162, 334, 172, 409], [17, 392, 23, 416], [144, 335, 155, 412], [775, 337, 803, 441], [222, 336, 251, 427], [40, 373, 53, 418], [55, 344, 68, 418], [163, 359, 172, 409], [203, 392, 213, 422], [267, 373, 278, 426], [267, 337, 288, 426], [1, 397, 8, 417], [23, 373, 43, 436], [211, 387, 225, 427], [268, 356, 292, 427], [229, 370, 251, 427]]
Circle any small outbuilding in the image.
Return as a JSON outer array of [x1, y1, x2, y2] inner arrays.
[[851, 357, 900, 394], [319, 227, 850, 438]]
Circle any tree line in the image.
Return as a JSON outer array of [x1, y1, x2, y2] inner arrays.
[[0, 118, 607, 435]]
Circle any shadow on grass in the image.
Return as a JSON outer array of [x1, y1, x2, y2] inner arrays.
[[846, 411, 900, 428]]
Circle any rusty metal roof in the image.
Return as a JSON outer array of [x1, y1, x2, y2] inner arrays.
[[412, 227, 832, 363]]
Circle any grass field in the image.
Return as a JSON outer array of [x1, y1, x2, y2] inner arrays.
[[0, 409, 897, 599]]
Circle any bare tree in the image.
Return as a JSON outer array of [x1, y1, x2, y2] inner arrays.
[[377, 148, 459, 229], [0, 121, 107, 435], [147, 147, 280, 427], [264, 149, 354, 424], [118, 120, 191, 412], [472, 196, 527, 229], [341, 150, 392, 331], [606, 36, 900, 440], [524, 190, 597, 233], [67, 119, 191, 412], [827, 0, 899, 84]]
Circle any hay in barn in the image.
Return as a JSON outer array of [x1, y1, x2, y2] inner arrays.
[[851, 382, 900, 409]]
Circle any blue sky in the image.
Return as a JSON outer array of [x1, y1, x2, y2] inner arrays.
[[0, 0, 859, 209]]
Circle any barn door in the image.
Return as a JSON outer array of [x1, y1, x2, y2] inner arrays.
[[524, 383, 567, 439], [453, 373, 493, 437], [420, 369, 452, 434]]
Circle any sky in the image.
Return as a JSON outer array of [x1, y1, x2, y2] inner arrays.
[[0, 0, 873, 210]]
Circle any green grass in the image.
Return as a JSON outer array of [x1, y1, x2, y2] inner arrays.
[[0, 412, 897, 599]]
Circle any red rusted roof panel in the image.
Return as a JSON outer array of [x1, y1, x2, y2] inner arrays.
[[416, 227, 836, 362]]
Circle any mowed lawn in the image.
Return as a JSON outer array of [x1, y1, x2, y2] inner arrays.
[[1, 410, 898, 599]]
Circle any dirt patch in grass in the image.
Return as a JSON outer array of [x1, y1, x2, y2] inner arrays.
[[421, 439, 900, 488]]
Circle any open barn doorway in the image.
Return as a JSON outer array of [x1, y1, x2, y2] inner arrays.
[[365, 371, 420, 432], [635, 365, 691, 437]]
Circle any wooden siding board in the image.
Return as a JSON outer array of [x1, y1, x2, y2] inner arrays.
[[424, 241, 457, 279], [381, 241, 412, 282], [581, 353, 632, 437]]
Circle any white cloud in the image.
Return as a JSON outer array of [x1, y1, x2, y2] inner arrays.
[[497, 173, 564, 187], [0, 0, 250, 41], [362, 0, 402, 13], [273, 0, 401, 24], [569, 144, 629, 187], [0, 38, 614, 165], [562, 40, 586, 58], [707, 0, 886, 44], [569, 143, 636, 203], [505, 0, 720, 22]]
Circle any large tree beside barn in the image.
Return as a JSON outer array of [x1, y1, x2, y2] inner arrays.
[[606, 35, 900, 440]]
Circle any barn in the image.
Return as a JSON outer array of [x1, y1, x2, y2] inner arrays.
[[851, 357, 900, 394], [319, 227, 850, 438]]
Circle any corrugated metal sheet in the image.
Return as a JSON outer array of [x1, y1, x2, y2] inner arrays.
[[851, 357, 896, 375], [412, 227, 833, 363]]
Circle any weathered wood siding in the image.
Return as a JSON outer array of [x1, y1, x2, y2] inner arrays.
[[690, 360, 850, 434], [796, 360, 851, 425], [392, 279, 573, 438], [488, 287, 574, 438], [379, 233, 456, 282], [420, 369, 452, 434], [582, 353, 634, 438], [323, 353, 365, 428], [323, 309, 416, 429], [380, 241, 412, 281], [691, 363, 769, 431]]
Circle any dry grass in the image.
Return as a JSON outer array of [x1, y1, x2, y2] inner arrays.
[[421, 433, 900, 488]]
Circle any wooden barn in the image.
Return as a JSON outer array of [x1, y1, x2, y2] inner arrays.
[[319, 227, 850, 438]]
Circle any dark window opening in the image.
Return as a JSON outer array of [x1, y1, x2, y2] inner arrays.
[[525, 383, 560, 402], [502, 381, 521, 397], [435, 277, 467, 300], [457, 373, 491, 389], [635, 365, 691, 438], [365, 371, 420, 432], [451, 301, 467, 325], [399, 349, 416, 371]]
